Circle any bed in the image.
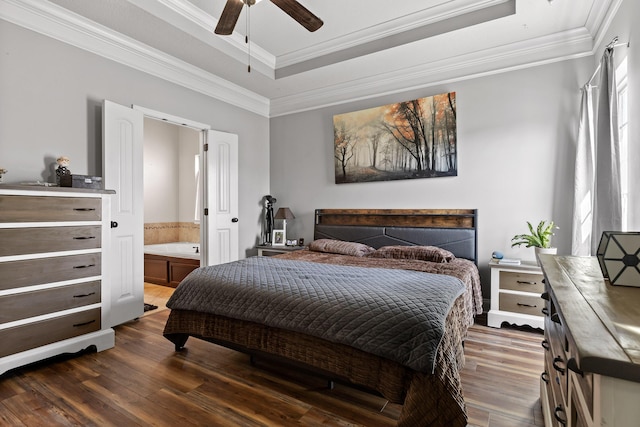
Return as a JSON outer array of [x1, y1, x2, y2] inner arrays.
[[163, 209, 482, 426]]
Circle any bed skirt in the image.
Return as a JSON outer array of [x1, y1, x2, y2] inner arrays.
[[163, 307, 467, 427]]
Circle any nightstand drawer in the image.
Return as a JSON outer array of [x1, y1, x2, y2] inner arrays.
[[0, 308, 101, 357], [499, 293, 544, 317], [0, 195, 101, 222], [0, 253, 101, 291], [0, 226, 101, 257], [0, 281, 101, 324], [499, 270, 545, 293]]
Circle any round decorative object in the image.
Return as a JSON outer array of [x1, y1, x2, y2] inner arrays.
[[492, 251, 504, 259]]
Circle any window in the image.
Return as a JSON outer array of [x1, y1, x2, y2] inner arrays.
[[616, 57, 628, 230]]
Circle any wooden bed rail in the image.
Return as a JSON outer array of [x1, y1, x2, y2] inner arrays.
[[315, 209, 477, 229]]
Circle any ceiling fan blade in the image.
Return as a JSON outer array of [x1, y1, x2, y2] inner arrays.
[[270, 0, 323, 32], [215, 0, 244, 35]]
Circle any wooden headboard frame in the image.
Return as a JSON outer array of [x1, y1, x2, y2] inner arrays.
[[314, 209, 478, 265]]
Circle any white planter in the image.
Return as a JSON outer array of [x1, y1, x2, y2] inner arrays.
[[535, 247, 557, 265]]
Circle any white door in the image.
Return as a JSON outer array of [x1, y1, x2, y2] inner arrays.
[[203, 130, 239, 266], [103, 100, 144, 326]]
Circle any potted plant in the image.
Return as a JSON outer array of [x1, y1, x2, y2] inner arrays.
[[511, 220, 558, 264]]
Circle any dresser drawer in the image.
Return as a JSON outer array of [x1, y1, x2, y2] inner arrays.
[[0, 226, 101, 257], [0, 281, 101, 324], [0, 253, 101, 291], [0, 308, 101, 357], [499, 292, 544, 317], [499, 270, 545, 293], [0, 195, 101, 222]]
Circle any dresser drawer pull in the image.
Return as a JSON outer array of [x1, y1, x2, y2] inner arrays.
[[516, 280, 538, 285], [541, 371, 550, 384], [567, 358, 584, 377], [73, 236, 96, 240], [541, 340, 550, 351], [73, 319, 97, 328], [541, 307, 549, 316], [553, 405, 567, 425], [73, 292, 96, 298], [73, 208, 97, 211], [517, 302, 537, 308], [551, 313, 561, 325], [553, 356, 566, 374], [73, 264, 96, 269], [541, 291, 549, 301]]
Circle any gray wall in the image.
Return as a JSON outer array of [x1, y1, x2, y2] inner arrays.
[[0, 20, 270, 258], [270, 58, 593, 303]]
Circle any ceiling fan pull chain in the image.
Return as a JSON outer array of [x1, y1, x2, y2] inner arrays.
[[246, 3, 251, 73]]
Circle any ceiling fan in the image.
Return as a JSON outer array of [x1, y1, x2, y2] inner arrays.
[[215, 0, 323, 35]]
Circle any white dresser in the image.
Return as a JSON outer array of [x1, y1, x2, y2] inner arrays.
[[488, 260, 545, 329], [0, 186, 116, 375]]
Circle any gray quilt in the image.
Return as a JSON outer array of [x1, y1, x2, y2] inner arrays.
[[166, 256, 465, 373]]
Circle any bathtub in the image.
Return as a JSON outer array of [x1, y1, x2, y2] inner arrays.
[[144, 242, 201, 287], [144, 242, 200, 260]]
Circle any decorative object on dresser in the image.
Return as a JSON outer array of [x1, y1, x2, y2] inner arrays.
[[539, 255, 640, 427], [0, 167, 6, 183], [596, 231, 640, 287], [271, 229, 285, 246], [55, 156, 71, 186], [0, 185, 116, 375], [511, 220, 558, 265], [487, 259, 545, 329]]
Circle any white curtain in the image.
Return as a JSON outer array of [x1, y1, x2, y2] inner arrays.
[[571, 86, 595, 256], [576, 47, 623, 255]]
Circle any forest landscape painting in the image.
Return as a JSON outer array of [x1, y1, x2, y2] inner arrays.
[[333, 92, 457, 184]]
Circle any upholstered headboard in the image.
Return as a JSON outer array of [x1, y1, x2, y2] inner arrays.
[[314, 209, 478, 264]]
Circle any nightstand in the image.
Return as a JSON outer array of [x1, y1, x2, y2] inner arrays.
[[487, 260, 545, 329], [257, 244, 305, 257]]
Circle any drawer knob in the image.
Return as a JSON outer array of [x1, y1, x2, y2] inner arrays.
[[541, 339, 550, 351], [73, 264, 96, 269], [551, 313, 561, 325], [516, 280, 538, 285], [73, 292, 96, 298], [517, 302, 537, 308], [553, 405, 568, 426], [541, 307, 549, 316], [73, 208, 96, 212], [541, 371, 550, 384], [73, 236, 96, 240], [73, 319, 96, 328], [541, 291, 549, 301], [553, 356, 566, 374]]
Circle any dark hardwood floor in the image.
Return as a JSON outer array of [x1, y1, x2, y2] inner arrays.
[[0, 285, 545, 426]]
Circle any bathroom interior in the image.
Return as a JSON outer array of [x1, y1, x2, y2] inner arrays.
[[142, 118, 202, 287]]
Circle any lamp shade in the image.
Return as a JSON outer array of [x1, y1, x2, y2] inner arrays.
[[596, 231, 640, 287], [275, 207, 295, 220]]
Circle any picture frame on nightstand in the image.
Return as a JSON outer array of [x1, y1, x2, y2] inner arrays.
[[272, 230, 285, 246]]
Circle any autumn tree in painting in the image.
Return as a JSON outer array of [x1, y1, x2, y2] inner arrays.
[[333, 92, 457, 184]]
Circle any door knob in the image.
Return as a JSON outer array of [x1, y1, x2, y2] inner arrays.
[[111, 221, 118, 228], [231, 218, 239, 223]]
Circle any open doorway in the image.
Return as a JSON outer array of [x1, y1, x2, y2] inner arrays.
[[142, 118, 202, 288]]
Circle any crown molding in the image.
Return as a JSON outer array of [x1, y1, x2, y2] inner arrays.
[[276, 0, 514, 69], [0, 0, 270, 117], [269, 29, 594, 117]]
